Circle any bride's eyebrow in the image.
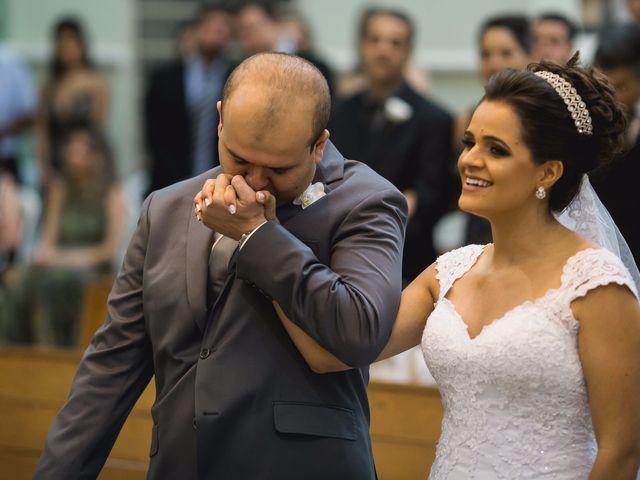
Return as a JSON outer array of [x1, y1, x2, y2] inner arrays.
[[483, 135, 510, 149], [462, 130, 475, 140]]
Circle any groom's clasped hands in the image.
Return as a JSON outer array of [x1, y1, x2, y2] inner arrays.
[[193, 174, 277, 239], [193, 174, 291, 326]]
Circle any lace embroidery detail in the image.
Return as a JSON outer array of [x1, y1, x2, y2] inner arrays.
[[423, 247, 637, 479], [561, 248, 639, 302], [435, 244, 485, 301]]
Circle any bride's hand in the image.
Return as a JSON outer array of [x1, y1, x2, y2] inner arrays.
[[256, 191, 278, 223]]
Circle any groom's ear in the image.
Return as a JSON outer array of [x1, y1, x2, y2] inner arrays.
[[539, 160, 564, 190], [217, 101, 223, 136], [312, 130, 330, 165]]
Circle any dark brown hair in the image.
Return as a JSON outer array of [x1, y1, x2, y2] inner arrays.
[[50, 17, 92, 81], [594, 23, 640, 76], [536, 12, 578, 42], [479, 14, 532, 53], [482, 53, 627, 211], [358, 8, 414, 48], [195, 4, 236, 24], [62, 126, 116, 199]]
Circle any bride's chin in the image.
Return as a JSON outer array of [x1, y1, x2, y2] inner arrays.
[[458, 198, 488, 217]]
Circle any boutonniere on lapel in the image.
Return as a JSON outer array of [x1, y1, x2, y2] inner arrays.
[[385, 96, 413, 123], [293, 182, 326, 209]]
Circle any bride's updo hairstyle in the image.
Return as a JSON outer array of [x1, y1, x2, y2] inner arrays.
[[482, 53, 627, 212]]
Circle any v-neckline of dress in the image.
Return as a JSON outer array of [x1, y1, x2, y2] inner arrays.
[[442, 245, 600, 341]]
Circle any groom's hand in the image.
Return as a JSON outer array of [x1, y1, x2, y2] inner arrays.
[[194, 174, 267, 240]]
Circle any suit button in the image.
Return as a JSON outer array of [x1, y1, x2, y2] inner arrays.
[[199, 348, 211, 359]]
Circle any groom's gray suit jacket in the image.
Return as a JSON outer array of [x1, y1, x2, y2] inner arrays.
[[34, 141, 407, 480]]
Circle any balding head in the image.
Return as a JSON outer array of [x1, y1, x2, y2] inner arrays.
[[221, 53, 331, 148]]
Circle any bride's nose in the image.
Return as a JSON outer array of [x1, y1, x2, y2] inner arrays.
[[458, 146, 484, 173]]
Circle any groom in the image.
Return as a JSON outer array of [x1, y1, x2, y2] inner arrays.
[[34, 53, 407, 479]]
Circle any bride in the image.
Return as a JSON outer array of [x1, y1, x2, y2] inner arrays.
[[271, 56, 640, 479]]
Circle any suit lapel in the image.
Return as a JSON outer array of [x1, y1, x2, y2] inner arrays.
[[186, 147, 345, 329], [186, 169, 219, 333]]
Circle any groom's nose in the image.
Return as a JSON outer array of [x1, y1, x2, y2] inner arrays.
[[245, 166, 269, 191]]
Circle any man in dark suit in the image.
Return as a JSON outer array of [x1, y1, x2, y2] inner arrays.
[[34, 53, 407, 479], [592, 23, 640, 262], [531, 12, 577, 63], [235, 1, 335, 96], [144, 5, 234, 192], [330, 8, 454, 281]]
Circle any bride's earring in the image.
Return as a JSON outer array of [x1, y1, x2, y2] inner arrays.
[[535, 186, 546, 200]]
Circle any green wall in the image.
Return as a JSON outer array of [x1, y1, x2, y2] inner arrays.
[[0, 0, 7, 40]]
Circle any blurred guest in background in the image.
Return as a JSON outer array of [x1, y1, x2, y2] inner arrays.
[[330, 7, 454, 282], [592, 23, 640, 261], [0, 127, 123, 348], [175, 20, 198, 59], [0, 43, 36, 274], [36, 17, 108, 186], [628, 0, 640, 23], [0, 43, 36, 183], [478, 15, 532, 80], [236, 1, 335, 95], [144, 5, 234, 193], [455, 14, 532, 246], [532, 12, 577, 63], [279, 12, 313, 53], [455, 15, 532, 148], [0, 173, 23, 278]]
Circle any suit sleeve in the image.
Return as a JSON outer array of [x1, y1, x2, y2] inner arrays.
[[34, 195, 155, 479], [236, 188, 407, 367]]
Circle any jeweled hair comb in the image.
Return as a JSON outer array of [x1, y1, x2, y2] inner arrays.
[[534, 70, 593, 136]]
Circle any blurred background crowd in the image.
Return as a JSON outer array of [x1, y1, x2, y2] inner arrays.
[[0, 0, 638, 381]]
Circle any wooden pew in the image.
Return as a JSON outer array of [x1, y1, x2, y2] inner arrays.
[[0, 347, 154, 480], [0, 347, 444, 480], [78, 275, 115, 349], [0, 277, 153, 479], [369, 382, 442, 479], [0, 279, 444, 479]]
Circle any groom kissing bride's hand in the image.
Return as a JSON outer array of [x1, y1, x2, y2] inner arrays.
[[35, 52, 408, 480], [194, 173, 278, 240]]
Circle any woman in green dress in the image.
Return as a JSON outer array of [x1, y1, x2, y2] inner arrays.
[[2, 126, 123, 347]]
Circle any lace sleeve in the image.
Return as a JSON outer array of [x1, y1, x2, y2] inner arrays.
[[562, 248, 639, 304], [435, 244, 485, 301]]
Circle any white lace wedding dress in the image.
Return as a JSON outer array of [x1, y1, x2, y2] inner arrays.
[[422, 244, 639, 479]]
